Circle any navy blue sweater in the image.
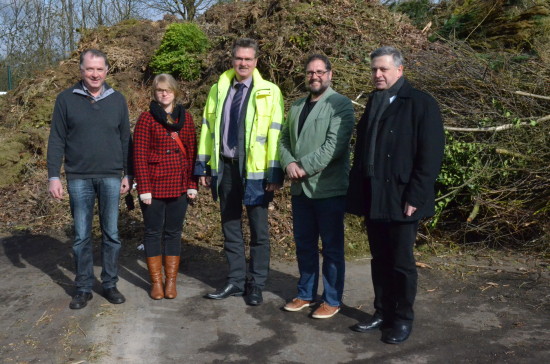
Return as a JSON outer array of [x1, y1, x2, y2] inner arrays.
[[47, 82, 132, 180]]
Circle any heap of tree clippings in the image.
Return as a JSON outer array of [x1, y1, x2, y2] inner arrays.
[[0, 0, 548, 258]]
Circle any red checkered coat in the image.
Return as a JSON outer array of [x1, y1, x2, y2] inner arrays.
[[133, 110, 198, 198]]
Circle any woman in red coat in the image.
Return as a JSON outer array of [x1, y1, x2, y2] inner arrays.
[[133, 73, 198, 299]]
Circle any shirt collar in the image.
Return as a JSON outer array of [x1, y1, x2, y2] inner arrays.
[[233, 76, 252, 89], [81, 82, 105, 98], [74, 81, 114, 101]]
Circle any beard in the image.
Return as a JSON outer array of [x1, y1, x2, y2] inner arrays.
[[307, 80, 330, 97]]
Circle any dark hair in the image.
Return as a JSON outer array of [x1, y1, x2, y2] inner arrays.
[[79, 49, 110, 70], [370, 46, 404, 67], [304, 54, 332, 71], [231, 38, 259, 58]]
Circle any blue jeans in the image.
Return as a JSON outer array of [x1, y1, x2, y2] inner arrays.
[[67, 178, 122, 292], [291, 193, 346, 307]]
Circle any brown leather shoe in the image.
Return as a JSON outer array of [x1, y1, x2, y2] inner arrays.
[[283, 298, 313, 312], [146, 256, 164, 300], [164, 256, 180, 299], [312, 302, 340, 319]]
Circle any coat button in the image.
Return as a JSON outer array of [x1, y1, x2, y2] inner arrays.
[[386, 178, 390, 183], [387, 154, 391, 158], [166, 150, 171, 154]]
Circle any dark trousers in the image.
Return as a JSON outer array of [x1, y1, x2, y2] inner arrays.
[[365, 219, 419, 323], [219, 160, 270, 290], [140, 195, 188, 257]]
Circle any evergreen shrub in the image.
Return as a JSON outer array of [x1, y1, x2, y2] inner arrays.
[[150, 22, 209, 80]]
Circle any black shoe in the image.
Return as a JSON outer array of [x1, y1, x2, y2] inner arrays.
[[382, 322, 412, 344], [69, 291, 93, 309], [206, 283, 244, 300], [246, 286, 263, 306], [103, 287, 126, 304], [351, 315, 385, 333]]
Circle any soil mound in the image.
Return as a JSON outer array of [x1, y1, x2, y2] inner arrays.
[[0, 0, 548, 252]]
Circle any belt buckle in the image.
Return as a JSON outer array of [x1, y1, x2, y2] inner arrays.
[[223, 156, 238, 164]]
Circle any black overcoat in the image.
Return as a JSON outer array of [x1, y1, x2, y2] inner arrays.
[[347, 79, 445, 222]]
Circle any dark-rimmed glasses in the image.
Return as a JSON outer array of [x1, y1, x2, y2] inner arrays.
[[306, 70, 329, 78]]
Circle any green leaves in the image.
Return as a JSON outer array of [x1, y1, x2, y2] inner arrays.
[[431, 132, 485, 228], [150, 23, 209, 80]]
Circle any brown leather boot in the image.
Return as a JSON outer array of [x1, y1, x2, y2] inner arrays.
[[164, 256, 180, 299], [146, 256, 164, 300]]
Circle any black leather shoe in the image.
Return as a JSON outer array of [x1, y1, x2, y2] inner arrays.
[[351, 315, 385, 333], [206, 283, 244, 300], [103, 287, 126, 304], [69, 292, 93, 309], [246, 286, 263, 306], [382, 322, 412, 344]]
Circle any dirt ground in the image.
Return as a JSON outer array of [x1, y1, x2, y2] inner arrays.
[[0, 230, 548, 364]]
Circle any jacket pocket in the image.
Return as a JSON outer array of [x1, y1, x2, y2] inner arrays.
[[253, 144, 267, 170], [147, 153, 162, 178]]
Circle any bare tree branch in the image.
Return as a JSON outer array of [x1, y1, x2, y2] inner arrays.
[[514, 91, 550, 101]]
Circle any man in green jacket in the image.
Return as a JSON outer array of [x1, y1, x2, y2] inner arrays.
[[195, 38, 284, 306], [278, 54, 355, 318]]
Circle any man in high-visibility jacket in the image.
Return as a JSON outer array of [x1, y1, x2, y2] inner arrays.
[[195, 38, 284, 306]]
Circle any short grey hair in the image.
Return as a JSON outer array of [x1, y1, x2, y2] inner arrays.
[[80, 49, 110, 70], [370, 46, 404, 67], [231, 38, 259, 58]]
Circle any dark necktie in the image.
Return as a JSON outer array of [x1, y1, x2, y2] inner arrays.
[[228, 83, 244, 149]]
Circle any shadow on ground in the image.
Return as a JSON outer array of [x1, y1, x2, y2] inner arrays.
[[0, 230, 548, 363]]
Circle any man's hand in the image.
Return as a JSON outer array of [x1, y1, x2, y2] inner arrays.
[[120, 177, 131, 194], [48, 179, 64, 200], [285, 162, 307, 181], [200, 176, 211, 187], [404, 202, 417, 217], [265, 183, 282, 192]]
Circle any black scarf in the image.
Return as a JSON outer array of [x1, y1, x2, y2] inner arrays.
[[364, 76, 405, 177], [149, 101, 186, 132]]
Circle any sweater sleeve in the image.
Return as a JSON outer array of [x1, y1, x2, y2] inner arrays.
[[47, 94, 68, 178], [118, 94, 133, 176]]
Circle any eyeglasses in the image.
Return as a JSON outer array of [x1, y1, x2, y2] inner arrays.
[[155, 88, 173, 94], [306, 70, 329, 78]]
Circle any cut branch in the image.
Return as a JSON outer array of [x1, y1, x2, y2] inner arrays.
[[445, 115, 550, 132], [514, 91, 550, 101], [351, 99, 366, 108]]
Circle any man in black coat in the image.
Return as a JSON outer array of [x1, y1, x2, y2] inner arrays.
[[347, 46, 445, 344]]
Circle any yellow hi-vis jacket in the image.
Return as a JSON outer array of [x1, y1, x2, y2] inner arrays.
[[194, 68, 284, 205]]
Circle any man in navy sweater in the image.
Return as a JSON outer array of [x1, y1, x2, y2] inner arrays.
[[47, 49, 132, 309]]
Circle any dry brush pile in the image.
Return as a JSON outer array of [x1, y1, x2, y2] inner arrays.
[[0, 0, 548, 256]]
